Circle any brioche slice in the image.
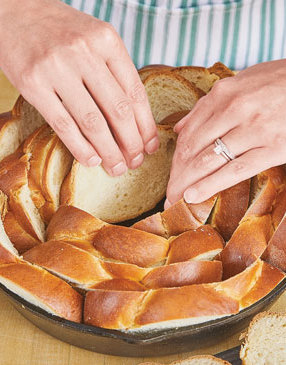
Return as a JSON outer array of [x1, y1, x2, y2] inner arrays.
[[23, 240, 222, 290], [46, 205, 106, 243], [61, 126, 176, 223], [0, 96, 46, 163], [9, 184, 45, 243], [143, 72, 205, 124], [3, 211, 40, 254], [262, 211, 286, 271], [210, 180, 250, 241], [134, 197, 217, 238], [12, 95, 46, 137], [139, 355, 231, 365], [0, 260, 83, 322], [219, 215, 273, 279], [0, 191, 18, 264], [171, 66, 220, 93], [84, 259, 283, 330], [240, 312, 286, 364], [0, 112, 22, 162], [166, 225, 224, 264]]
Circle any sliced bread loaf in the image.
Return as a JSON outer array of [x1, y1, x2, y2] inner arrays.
[[139, 356, 231, 365]]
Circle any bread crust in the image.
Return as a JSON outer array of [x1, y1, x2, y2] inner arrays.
[[0, 261, 83, 322]]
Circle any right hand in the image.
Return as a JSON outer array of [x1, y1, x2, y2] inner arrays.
[[0, 0, 159, 176]]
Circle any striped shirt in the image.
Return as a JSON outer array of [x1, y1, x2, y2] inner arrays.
[[62, 0, 286, 70]]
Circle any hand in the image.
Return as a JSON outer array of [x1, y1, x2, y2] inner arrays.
[[165, 59, 286, 208], [0, 0, 159, 175]]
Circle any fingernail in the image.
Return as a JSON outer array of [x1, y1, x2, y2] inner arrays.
[[145, 136, 160, 154], [184, 188, 198, 203], [164, 199, 172, 210], [111, 161, 128, 176], [87, 155, 102, 167], [130, 153, 144, 169]]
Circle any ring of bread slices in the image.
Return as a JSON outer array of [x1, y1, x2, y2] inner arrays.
[[0, 63, 285, 331]]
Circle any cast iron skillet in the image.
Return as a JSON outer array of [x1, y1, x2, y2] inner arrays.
[[1, 278, 285, 357], [1, 199, 286, 357]]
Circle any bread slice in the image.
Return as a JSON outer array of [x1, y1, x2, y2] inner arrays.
[[0, 260, 83, 322], [240, 312, 286, 364], [0, 191, 19, 264], [0, 96, 46, 163], [207, 62, 235, 79], [138, 65, 174, 83], [139, 355, 231, 365], [143, 72, 205, 124], [171, 66, 220, 93], [61, 125, 177, 223]]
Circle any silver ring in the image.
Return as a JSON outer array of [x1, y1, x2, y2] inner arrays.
[[213, 138, 236, 161]]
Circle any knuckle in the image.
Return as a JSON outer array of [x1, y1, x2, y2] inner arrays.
[[81, 111, 102, 133], [113, 99, 132, 119], [193, 150, 213, 170], [129, 82, 147, 103], [177, 142, 192, 163], [211, 79, 226, 96], [51, 116, 72, 134], [100, 22, 118, 45]]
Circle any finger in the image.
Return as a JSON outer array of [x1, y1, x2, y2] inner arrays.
[[82, 60, 145, 169], [173, 95, 211, 134], [106, 40, 159, 154], [183, 147, 274, 204], [55, 79, 129, 176], [28, 90, 102, 167], [167, 125, 262, 205]]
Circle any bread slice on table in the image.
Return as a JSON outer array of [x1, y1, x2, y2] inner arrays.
[[139, 355, 231, 365], [61, 125, 177, 223], [143, 71, 205, 124], [240, 312, 286, 364]]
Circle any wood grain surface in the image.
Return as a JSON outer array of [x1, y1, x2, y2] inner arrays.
[[0, 70, 285, 365]]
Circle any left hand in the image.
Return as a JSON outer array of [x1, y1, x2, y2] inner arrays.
[[165, 59, 286, 208]]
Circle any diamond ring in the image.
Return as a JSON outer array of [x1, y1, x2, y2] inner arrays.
[[213, 138, 236, 162]]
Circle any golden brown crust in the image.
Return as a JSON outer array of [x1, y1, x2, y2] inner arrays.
[[208, 62, 235, 79], [271, 186, 286, 229], [262, 212, 286, 271], [139, 355, 231, 365], [92, 225, 169, 267], [89, 279, 146, 291], [0, 153, 29, 195], [3, 211, 40, 254], [0, 261, 83, 322], [135, 285, 239, 327], [132, 212, 167, 237], [46, 205, 106, 242], [167, 225, 224, 264], [161, 199, 201, 236], [210, 180, 250, 241], [84, 290, 146, 329], [219, 215, 273, 279], [239, 262, 285, 309], [142, 260, 222, 288]]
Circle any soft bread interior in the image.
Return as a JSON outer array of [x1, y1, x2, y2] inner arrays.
[[240, 313, 286, 365], [61, 127, 176, 222]]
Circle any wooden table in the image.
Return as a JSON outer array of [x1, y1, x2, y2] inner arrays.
[[0, 71, 285, 365]]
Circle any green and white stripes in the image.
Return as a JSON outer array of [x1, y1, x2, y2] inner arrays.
[[63, 0, 286, 69]]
